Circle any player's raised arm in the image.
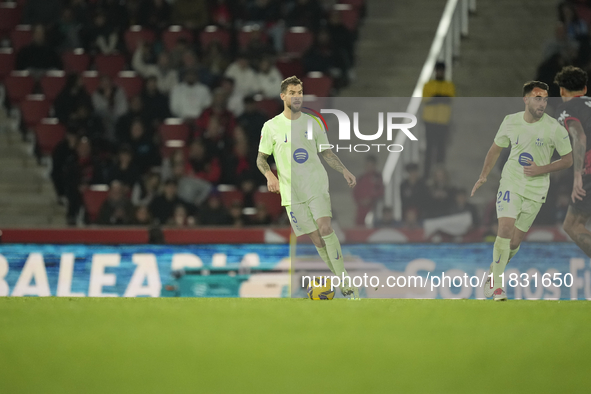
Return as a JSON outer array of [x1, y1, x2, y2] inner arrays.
[[320, 149, 356, 188], [256, 151, 280, 193], [471, 142, 503, 197]]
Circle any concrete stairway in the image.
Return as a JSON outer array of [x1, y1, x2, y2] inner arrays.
[[0, 128, 66, 227]]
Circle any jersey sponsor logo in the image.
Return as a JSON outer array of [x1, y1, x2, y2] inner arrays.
[[293, 148, 309, 164], [535, 138, 544, 147], [558, 110, 569, 125], [518, 152, 533, 166]]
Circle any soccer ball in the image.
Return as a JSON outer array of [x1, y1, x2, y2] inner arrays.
[[307, 276, 335, 300]]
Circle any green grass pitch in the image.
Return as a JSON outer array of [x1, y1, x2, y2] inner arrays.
[[1, 298, 590, 393]]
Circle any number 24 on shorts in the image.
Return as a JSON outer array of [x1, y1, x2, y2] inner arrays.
[[497, 191, 510, 203]]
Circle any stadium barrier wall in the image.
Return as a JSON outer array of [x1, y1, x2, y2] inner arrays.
[[0, 243, 590, 300]]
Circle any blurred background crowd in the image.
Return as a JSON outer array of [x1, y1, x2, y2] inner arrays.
[[0, 0, 364, 226]]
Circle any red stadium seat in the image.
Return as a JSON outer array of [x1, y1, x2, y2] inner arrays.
[[163, 25, 193, 51], [20, 95, 51, 128], [159, 119, 190, 143], [40, 70, 66, 101], [94, 54, 127, 78], [0, 48, 15, 81], [284, 27, 314, 58], [237, 26, 268, 50], [254, 191, 283, 219], [10, 25, 32, 52], [124, 25, 156, 53], [114, 71, 143, 98], [254, 98, 281, 118], [338, 0, 366, 11], [334, 4, 360, 31], [302, 73, 333, 97], [4, 71, 35, 103], [62, 49, 90, 73], [0, 3, 21, 38], [35, 118, 66, 156], [83, 187, 109, 223], [199, 25, 231, 50], [218, 186, 244, 208], [276, 58, 304, 79], [160, 141, 187, 159], [81, 71, 100, 94]]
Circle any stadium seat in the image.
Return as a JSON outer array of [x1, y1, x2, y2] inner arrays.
[[163, 25, 193, 51], [62, 49, 90, 73], [0, 48, 15, 81], [20, 95, 51, 128], [254, 98, 282, 118], [94, 54, 127, 78], [218, 186, 244, 208], [81, 71, 100, 94], [334, 4, 360, 31], [159, 119, 190, 143], [284, 27, 314, 58], [34, 118, 66, 156], [124, 25, 156, 53], [0, 2, 21, 38], [4, 71, 35, 103], [83, 187, 109, 223], [237, 26, 268, 50], [10, 24, 32, 52], [40, 70, 66, 101], [199, 25, 231, 51], [160, 140, 186, 159], [338, 0, 366, 11], [302, 73, 333, 97], [254, 191, 283, 219], [114, 71, 144, 98], [276, 58, 304, 79]]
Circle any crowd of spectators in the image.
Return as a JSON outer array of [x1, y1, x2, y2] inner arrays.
[[373, 163, 479, 230], [0, 0, 363, 226]]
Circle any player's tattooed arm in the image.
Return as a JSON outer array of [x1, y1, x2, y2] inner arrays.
[[567, 120, 586, 202], [320, 149, 345, 173], [321, 149, 357, 187], [567, 120, 586, 175], [257, 151, 280, 193], [256, 151, 272, 175]]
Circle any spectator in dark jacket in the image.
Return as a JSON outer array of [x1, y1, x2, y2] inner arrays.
[[237, 96, 268, 153], [16, 25, 62, 73], [198, 194, 231, 225], [129, 120, 162, 174], [141, 76, 171, 128], [109, 145, 140, 192], [352, 156, 384, 226], [115, 95, 152, 143], [51, 129, 78, 201], [97, 180, 134, 225], [399, 163, 430, 219], [149, 179, 187, 225], [54, 74, 93, 125]]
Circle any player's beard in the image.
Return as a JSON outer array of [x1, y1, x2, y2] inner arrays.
[[287, 102, 302, 113], [529, 106, 544, 120]]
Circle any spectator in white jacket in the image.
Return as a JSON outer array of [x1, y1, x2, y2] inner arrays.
[[132, 43, 178, 94], [169, 70, 212, 120], [256, 57, 283, 98], [92, 75, 128, 140], [224, 54, 260, 97]]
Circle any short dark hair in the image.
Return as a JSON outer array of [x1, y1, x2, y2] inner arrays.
[[554, 66, 588, 92], [435, 62, 446, 70], [522, 81, 549, 97], [281, 76, 303, 93]]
